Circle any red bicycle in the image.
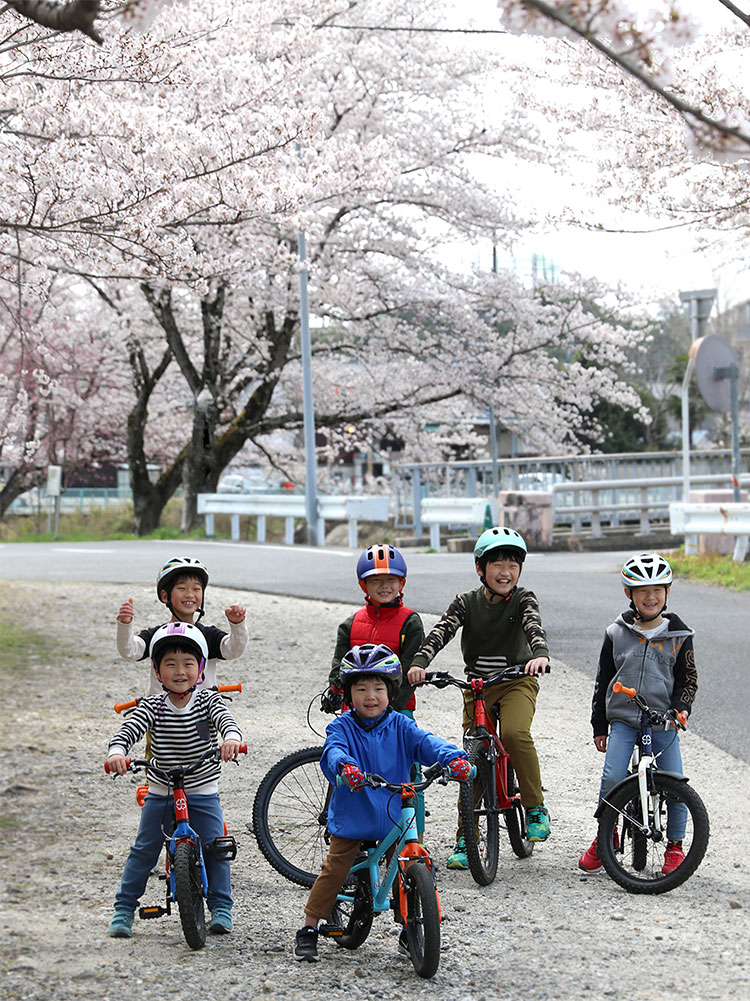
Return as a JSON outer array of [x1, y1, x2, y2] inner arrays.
[[422, 665, 549, 885]]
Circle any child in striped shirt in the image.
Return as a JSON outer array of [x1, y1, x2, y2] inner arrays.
[[106, 623, 242, 939]]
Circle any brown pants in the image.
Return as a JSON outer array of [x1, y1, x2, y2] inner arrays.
[[456, 675, 543, 839], [304, 836, 401, 925]]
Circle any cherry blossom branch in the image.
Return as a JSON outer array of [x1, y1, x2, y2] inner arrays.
[[502, 0, 750, 152], [3, 0, 103, 43]]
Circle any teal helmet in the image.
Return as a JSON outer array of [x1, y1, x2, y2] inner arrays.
[[474, 527, 527, 566]]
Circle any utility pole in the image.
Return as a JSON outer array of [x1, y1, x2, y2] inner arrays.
[[298, 230, 319, 546]]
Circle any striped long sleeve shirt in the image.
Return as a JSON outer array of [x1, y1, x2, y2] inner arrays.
[[108, 689, 243, 795]]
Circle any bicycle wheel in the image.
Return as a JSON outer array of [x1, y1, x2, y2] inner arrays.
[[503, 761, 534, 859], [403, 861, 441, 979], [252, 746, 330, 888], [598, 774, 709, 894], [460, 740, 500, 885], [331, 870, 373, 949], [173, 841, 206, 950]]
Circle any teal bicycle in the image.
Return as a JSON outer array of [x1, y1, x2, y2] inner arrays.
[[318, 762, 471, 979]]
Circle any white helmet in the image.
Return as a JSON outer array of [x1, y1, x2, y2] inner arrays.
[[156, 557, 209, 621], [149, 621, 208, 668], [621, 553, 673, 588]]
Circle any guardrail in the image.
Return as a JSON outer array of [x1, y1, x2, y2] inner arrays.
[[420, 497, 490, 552], [196, 493, 389, 546], [669, 502, 750, 561], [552, 473, 750, 538]]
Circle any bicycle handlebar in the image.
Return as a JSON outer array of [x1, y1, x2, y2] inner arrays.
[[420, 664, 551, 692], [114, 683, 242, 714], [612, 681, 687, 730], [105, 743, 248, 775], [335, 761, 475, 793]]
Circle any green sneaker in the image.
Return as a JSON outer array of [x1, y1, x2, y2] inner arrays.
[[526, 805, 550, 842], [208, 907, 233, 934], [108, 908, 134, 938], [447, 837, 468, 869]]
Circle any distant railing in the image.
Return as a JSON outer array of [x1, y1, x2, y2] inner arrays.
[[7, 487, 132, 515], [394, 449, 750, 535]]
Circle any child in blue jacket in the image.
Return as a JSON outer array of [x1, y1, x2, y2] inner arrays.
[[294, 643, 470, 963]]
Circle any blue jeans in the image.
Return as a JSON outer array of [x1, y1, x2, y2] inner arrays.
[[598, 721, 686, 841], [114, 793, 231, 913]]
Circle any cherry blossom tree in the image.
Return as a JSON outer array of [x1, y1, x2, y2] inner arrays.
[[2, 0, 651, 534]]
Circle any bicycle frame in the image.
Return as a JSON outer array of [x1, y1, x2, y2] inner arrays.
[[464, 677, 515, 814], [335, 780, 439, 922]]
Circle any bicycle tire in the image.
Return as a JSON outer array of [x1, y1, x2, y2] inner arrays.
[[332, 870, 373, 949], [403, 861, 441, 979], [460, 740, 499, 886], [503, 761, 534, 859], [173, 840, 206, 950], [252, 746, 330, 888], [598, 773, 709, 894]]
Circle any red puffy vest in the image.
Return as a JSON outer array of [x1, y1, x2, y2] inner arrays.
[[349, 603, 416, 710]]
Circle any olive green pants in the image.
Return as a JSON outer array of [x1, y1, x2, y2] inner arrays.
[[456, 675, 543, 840]]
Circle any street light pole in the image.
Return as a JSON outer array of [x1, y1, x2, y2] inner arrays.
[[679, 288, 716, 502], [298, 230, 319, 546]]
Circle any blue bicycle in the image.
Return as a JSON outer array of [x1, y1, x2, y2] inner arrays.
[[319, 762, 470, 979], [105, 745, 246, 949]]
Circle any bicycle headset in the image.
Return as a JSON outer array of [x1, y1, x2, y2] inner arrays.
[[149, 622, 209, 699], [621, 552, 672, 621], [356, 544, 407, 603], [340, 643, 402, 702], [156, 556, 209, 622], [473, 527, 527, 601]]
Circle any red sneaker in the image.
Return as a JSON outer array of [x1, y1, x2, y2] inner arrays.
[[662, 843, 685, 875], [578, 837, 602, 872]]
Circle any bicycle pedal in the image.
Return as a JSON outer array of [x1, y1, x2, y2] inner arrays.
[[319, 922, 344, 938], [209, 835, 237, 862], [139, 904, 169, 920]]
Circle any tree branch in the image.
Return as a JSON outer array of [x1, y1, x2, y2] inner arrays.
[[516, 0, 750, 151], [3, 0, 103, 43]]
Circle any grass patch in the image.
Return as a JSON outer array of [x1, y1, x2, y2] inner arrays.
[[669, 552, 750, 591], [0, 498, 218, 543], [0, 621, 58, 677]]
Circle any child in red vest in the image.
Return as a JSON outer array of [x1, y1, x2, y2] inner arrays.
[[325, 544, 426, 834]]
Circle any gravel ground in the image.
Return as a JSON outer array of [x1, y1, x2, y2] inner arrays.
[[1, 580, 748, 1001]]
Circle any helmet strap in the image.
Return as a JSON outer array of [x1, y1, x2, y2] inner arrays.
[[480, 576, 517, 603]]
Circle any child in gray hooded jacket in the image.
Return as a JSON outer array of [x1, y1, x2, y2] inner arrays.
[[578, 552, 698, 875]]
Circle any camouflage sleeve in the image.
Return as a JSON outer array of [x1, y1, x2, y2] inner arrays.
[[407, 594, 467, 672], [519, 590, 549, 658]]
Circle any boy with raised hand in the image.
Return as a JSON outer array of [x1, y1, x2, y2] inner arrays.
[[106, 622, 243, 939], [578, 552, 698, 875], [407, 526, 551, 868], [116, 555, 247, 696]]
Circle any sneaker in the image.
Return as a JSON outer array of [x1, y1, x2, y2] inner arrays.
[[526, 805, 550, 842], [578, 837, 602, 872], [447, 837, 468, 869], [208, 907, 233, 934], [662, 842, 685, 875], [294, 926, 319, 962], [398, 927, 409, 957], [108, 908, 134, 938]]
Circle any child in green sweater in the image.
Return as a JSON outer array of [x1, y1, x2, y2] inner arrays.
[[407, 526, 550, 868]]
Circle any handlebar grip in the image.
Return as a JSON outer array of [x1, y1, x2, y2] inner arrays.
[[218, 684, 242, 693], [239, 744, 248, 754], [613, 682, 636, 698], [104, 757, 131, 774], [675, 711, 688, 729], [114, 698, 138, 714]]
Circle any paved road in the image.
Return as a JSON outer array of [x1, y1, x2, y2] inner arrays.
[[2, 538, 748, 761]]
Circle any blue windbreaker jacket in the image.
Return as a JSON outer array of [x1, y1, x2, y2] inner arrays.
[[321, 708, 463, 841]]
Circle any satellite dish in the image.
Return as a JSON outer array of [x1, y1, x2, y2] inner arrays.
[[689, 334, 739, 412]]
